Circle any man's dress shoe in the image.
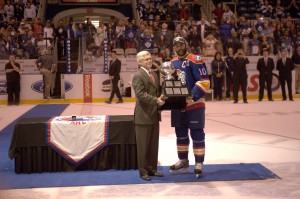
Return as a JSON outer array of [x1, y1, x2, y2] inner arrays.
[[140, 174, 151, 181], [148, 170, 164, 177]]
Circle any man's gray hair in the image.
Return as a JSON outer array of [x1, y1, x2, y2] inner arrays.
[[136, 51, 151, 65]]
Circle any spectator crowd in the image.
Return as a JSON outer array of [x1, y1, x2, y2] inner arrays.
[[2, 0, 300, 104], [0, 0, 299, 61]]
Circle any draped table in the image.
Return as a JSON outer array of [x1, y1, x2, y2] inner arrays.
[[8, 115, 138, 174]]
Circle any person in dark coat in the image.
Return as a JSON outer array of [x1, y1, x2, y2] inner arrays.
[[276, 48, 294, 101], [232, 48, 249, 103], [224, 47, 235, 100], [292, 45, 300, 94], [5, 54, 21, 105], [211, 51, 226, 101], [105, 50, 123, 104], [257, 49, 275, 101]]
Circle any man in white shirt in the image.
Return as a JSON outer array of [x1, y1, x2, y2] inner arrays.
[[36, 34, 52, 56], [197, 16, 210, 45], [23, 2, 36, 21], [43, 20, 55, 43], [4, 1, 14, 19]]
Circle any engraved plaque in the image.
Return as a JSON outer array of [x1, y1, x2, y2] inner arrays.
[[180, 87, 189, 95], [173, 81, 182, 87], [165, 88, 174, 95], [173, 88, 182, 95], [165, 81, 174, 87]]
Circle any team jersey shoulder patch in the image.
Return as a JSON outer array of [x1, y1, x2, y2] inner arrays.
[[171, 56, 179, 61], [186, 54, 205, 64]]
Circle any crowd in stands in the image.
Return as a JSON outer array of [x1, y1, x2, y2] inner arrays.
[[79, 0, 300, 62], [0, 0, 41, 59], [0, 0, 299, 62]]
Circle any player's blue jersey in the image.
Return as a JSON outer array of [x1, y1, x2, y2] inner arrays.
[[171, 53, 210, 110]]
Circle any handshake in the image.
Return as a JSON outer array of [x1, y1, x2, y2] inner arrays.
[[157, 95, 165, 106]]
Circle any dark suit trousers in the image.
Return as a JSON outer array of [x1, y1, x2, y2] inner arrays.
[[109, 78, 122, 101], [7, 81, 20, 105], [226, 74, 233, 98], [135, 123, 159, 175], [233, 76, 247, 102], [213, 75, 224, 100], [259, 74, 273, 100], [280, 76, 293, 100]]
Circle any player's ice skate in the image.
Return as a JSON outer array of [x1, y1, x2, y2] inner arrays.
[[194, 162, 203, 178], [169, 159, 190, 174]]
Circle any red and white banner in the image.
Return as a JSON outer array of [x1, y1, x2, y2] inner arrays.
[[47, 115, 109, 165]]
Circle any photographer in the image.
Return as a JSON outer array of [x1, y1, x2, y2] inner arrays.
[[233, 48, 249, 103]]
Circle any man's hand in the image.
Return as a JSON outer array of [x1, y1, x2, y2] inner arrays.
[[157, 95, 165, 106], [216, 72, 222, 78], [186, 97, 194, 105], [109, 76, 114, 80]]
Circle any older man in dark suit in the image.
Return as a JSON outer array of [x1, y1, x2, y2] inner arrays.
[[132, 50, 165, 181], [105, 50, 123, 104], [257, 49, 275, 101], [276, 48, 294, 101]]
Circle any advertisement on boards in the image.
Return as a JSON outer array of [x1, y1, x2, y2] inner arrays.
[[0, 74, 43, 102]]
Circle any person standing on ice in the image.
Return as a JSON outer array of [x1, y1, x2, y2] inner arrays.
[[170, 37, 210, 178]]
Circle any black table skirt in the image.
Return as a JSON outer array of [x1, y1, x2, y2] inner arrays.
[[9, 115, 138, 174]]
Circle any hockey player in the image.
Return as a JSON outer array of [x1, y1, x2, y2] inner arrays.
[[170, 37, 210, 178]]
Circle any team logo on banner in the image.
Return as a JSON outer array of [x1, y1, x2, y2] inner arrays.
[[83, 74, 92, 102], [47, 115, 109, 166]]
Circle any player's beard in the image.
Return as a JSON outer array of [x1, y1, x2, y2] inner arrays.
[[176, 48, 187, 57]]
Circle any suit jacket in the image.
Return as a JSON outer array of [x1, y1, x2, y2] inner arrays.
[[233, 56, 249, 78], [109, 58, 121, 80], [276, 57, 294, 79], [132, 68, 161, 125], [257, 57, 274, 77], [197, 24, 210, 41]]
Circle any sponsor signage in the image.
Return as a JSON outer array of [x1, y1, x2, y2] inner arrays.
[[83, 74, 93, 103], [0, 74, 43, 101], [0, 80, 6, 95], [101, 79, 111, 92], [61, 70, 295, 101], [64, 81, 73, 92], [31, 80, 43, 93], [103, 39, 108, 74], [60, 0, 118, 4], [83, 57, 140, 73], [247, 72, 282, 93], [66, 39, 71, 73]]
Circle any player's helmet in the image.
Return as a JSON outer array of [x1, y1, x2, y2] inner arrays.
[[173, 36, 187, 46]]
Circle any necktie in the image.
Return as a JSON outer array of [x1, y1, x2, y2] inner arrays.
[[265, 58, 267, 66], [149, 70, 155, 84], [283, 58, 286, 66]]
